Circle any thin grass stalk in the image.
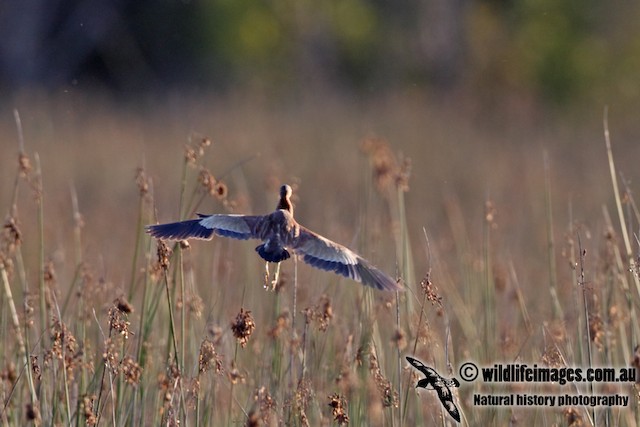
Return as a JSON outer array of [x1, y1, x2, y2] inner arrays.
[[602, 207, 634, 363], [291, 255, 298, 387], [227, 342, 239, 427], [69, 186, 89, 426], [227, 282, 247, 426], [397, 187, 414, 303], [52, 297, 72, 426], [128, 194, 145, 301], [603, 108, 640, 343], [577, 234, 596, 425], [543, 151, 563, 320], [133, 238, 155, 426], [15, 251, 37, 425], [1, 264, 34, 403], [10, 110, 25, 213], [401, 228, 432, 423], [565, 201, 586, 366], [33, 153, 52, 424], [161, 267, 187, 423], [482, 199, 496, 361], [179, 247, 186, 374], [619, 174, 640, 225], [395, 288, 401, 426], [34, 153, 47, 348], [91, 306, 115, 427]]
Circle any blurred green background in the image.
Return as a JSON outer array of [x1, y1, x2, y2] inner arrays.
[[2, 0, 640, 110]]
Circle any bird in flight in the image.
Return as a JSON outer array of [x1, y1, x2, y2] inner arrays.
[[146, 185, 402, 291], [406, 356, 461, 423]]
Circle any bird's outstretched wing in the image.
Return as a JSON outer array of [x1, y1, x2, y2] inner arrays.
[[294, 227, 402, 291], [146, 214, 262, 241]]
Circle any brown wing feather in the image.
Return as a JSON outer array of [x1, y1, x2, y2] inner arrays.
[[147, 214, 262, 241], [293, 227, 402, 291]]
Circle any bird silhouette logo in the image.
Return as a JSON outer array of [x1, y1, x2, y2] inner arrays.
[[147, 184, 402, 291], [406, 356, 461, 423]]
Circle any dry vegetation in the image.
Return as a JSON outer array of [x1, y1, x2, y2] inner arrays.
[[1, 93, 640, 426]]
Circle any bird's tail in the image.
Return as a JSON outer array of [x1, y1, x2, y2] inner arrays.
[[256, 244, 290, 263]]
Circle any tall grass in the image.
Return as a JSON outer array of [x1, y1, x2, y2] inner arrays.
[[0, 99, 639, 426]]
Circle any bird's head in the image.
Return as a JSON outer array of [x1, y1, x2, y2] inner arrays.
[[277, 184, 294, 213], [280, 184, 292, 199]]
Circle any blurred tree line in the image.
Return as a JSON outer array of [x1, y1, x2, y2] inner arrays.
[[1, 0, 639, 106]]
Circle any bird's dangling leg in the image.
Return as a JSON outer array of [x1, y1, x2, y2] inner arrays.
[[263, 262, 270, 289], [271, 262, 281, 291], [263, 261, 281, 291]]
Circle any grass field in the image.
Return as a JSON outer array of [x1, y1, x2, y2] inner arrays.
[[1, 92, 639, 426]]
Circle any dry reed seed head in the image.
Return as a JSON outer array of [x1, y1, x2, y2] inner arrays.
[[391, 327, 407, 351], [228, 360, 246, 385], [184, 145, 198, 165], [43, 260, 56, 288], [214, 181, 228, 200], [336, 365, 358, 395], [198, 339, 224, 374], [198, 168, 217, 194], [420, 275, 443, 308], [135, 167, 149, 196], [46, 318, 83, 382], [252, 386, 277, 425], [168, 360, 181, 381], [563, 407, 584, 426], [2, 217, 22, 254], [121, 355, 143, 386], [114, 295, 134, 314], [109, 305, 132, 339], [0, 362, 17, 386], [18, 152, 33, 177], [360, 137, 397, 193], [199, 137, 212, 150], [540, 344, 564, 368], [30, 356, 41, 381], [484, 200, 497, 226], [189, 293, 204, 317], [156, 239, 172, 271], [294, 379, 313, 426], [73, 211, 85, 230], [81, 394, 98, 426], [50, 318, 79, 359], [395, 156, 411, 192], [368, 350, 399, 408], [545, 319, 567, 343], [588, 313, 606, 351], [103, 337, 120, 376], [632, 346, 640, 384], [185, 377, 201, 410], [493, 263, 509, 293], [23, 292, 35, 328], [246, 410, 260, 427], [328, 393, 350, 425], [184, 136, 212, 167], [231, 308, 256, 348], [302, 294, 333, 332], [207, 324, 223, 344], [268, 310, 290, 338], [25, 402, 41, 424]]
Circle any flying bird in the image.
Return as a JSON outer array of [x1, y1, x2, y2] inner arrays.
[[406, 356, 461, 423], [146, 184, 402, 291]]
